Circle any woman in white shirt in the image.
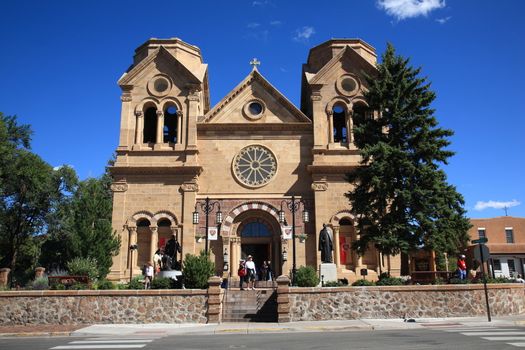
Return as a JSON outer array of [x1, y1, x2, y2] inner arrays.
[[245, 255, 256, 290]]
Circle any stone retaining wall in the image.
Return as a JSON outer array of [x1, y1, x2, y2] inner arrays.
[[0, 289, 208, 325], [286, 283, 525, 322]]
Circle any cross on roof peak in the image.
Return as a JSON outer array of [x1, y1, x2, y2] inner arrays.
[[250, 58, 261, 70]]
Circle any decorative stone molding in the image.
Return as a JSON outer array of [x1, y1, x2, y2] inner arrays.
[[111, 182, 128, 192], [156, 110, 164, 117], [310, 92, 322, 101], [311, 182, 328, 191], [121, 94, 132, 102], [134, 110, 143, 117], [181, 182, 199, 192]]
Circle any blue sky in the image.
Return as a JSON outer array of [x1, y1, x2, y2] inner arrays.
[[1, 0, 524, 219]]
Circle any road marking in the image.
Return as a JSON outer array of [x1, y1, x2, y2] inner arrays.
[[51, 346, 145, 349], [461, 332, 525, 336], [70, 340, 153, 344], [482, 337, 525, 341], [445, 328, 519, 332], [507, 343, 525, 347]]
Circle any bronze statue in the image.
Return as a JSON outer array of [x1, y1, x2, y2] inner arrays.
[[163, 234, 182, 270], [318, 224, 333, 263]]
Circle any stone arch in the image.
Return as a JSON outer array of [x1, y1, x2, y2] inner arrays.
[[130, 210, 156, 227], [325, 96, 352, 115], [135, 97, 160, 114], [330, 209, 355, 226], [153, 210, 179, 226], [160, 97, 183, 112], [220, 201, 280, 236]]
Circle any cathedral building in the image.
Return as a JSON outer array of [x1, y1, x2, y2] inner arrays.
[[109, 37, 401, 282]]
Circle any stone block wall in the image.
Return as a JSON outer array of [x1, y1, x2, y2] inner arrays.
[[286, 284, 525, 321], [0, 289, 208, 325]]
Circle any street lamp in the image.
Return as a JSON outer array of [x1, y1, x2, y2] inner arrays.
[[279, 195, 309, 285], [192, 197, 222, 256]]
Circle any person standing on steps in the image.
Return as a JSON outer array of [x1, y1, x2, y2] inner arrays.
[[245, 255, 257, 290], [238, 259, 247, 290], [457, 254, 467, 280]]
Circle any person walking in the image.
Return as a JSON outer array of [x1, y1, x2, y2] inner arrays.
[[457, 254, 467, 280], [245, 255, 257, 290], [238, 260, 247, 290], [261, 261, 268, 282]]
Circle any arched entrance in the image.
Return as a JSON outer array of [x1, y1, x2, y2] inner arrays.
[[233, 210, 282, 277]]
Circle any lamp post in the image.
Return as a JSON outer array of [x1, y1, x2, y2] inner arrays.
[[192, 197, 222, 256], [129, 244, 138, 283], [279, 195, 309, 285]]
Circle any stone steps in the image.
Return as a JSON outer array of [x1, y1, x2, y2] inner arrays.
[[222, 289, 277, 323]]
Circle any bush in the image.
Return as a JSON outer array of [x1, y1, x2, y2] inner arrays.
[[50, 283, 66, 290], [324, 280, 344, 287], [352, 279, 375, 286], [127, 276, 144, 289], [30, 276, 49, 290], [151, 277, 172, 289], [70, 282, 88, 290], [449, 277, 469, 284], [376, 277, 404, 286], [67, 257, 99, 281], [295, 266, 319, 287], [183, 251, 215, 289], [487, 277, 515, 284], [96, 279, 115, 290]]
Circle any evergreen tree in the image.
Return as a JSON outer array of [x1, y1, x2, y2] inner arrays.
[[346, 44, 471, 270]]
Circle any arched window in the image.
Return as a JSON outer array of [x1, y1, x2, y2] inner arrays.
[[143, 107, 157, 143], [163, 106, 178, 143], [137, 218, 151, 227], [158, 218, 171, 227], [339, 218, 352, 226], [332, 105, 347, 143], [241, 221, 271, 237]]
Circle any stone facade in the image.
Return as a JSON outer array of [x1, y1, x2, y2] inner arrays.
[[286, 284, 525, 321], [109, 37, 400, 283], [0, 290, 207, 325]]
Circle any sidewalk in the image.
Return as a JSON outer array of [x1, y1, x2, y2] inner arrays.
[[1, 315, 524, 337]]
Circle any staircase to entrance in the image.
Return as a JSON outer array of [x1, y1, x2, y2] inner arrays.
[[222, 285, 277, 323]]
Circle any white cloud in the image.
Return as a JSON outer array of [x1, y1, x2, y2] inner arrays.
[[53, 164, 74, 171], [474, 199, 521, 211], [252, 0, 269, 6], [377, 0, 445, 20], [436, 16, 451, 24], [293, 26, 315, 43], [247, 22, 260, 29], [270, 20, 282, 26]]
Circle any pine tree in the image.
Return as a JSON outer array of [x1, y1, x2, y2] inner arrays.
[[346, 44, 471, 270]]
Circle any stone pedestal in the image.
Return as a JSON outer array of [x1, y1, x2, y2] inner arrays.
[[0, 268, 10, 288], [35, 267, 46, 279], [276, 275, 291, 323], [158, 270, 182, 280], [207, 276, 222, 324], [319, 263, 337, 284]]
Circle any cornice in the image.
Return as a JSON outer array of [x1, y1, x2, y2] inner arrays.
[[307, 164, 359, 174], [110, 165, 203, 176], [197, 122, 312, 133]]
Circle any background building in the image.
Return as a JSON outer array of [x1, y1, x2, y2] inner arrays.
[[108, 37, 400, 282], [469, 216, 525, 278]]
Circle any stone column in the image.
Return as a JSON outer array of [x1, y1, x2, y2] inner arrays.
[[181, 181, 199, 256], [276, 275, 291, 323], [311, 90, 325, 149], [35, 267, 46, 279], [327, 110, 334, 143], [150, 227, 158, 263], [207, 276, 222, 323], [186, 85, 200, 153], [0, 268, 10, 288], [346, 109, 353, 145], [127, 226, 137, 270], [333, 226, 340, 268], [134, 110, 143, 146], [177, 111, 183, 145], [155, 110, 164, 148], [118, 90, 133, 149]]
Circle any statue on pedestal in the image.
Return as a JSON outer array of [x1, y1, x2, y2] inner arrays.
[[318, 224, 333, 263], [163, 234, 182, 270]]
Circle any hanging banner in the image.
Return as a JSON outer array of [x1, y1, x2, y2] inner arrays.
[[281, 226, 293, 240], [208, 227, 219, 241]]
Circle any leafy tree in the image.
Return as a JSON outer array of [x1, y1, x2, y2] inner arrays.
[[346, 44, 471, 272], [40, 168, 120, 279], [0, 113, 77, 284], [183, 251, 215, 289]]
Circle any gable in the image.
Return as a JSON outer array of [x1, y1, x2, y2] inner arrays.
[[202, 70, 311, 125]]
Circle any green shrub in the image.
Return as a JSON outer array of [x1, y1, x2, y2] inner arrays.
[[96, 279, 115, 290], [449, 277, 469, 284], [151, 277, 172, 289], [116, 282, 128, 290], [487, 277, 515, 284], [50, 283, 66, 290], [376, 277, 404, 286], [295, 266, 319, 287], [67, 257, 99, 281], [70, 282, 88, 290], [30, 276, 49, 290], [127, 276, 144, 289], [183, 251, 215, 289], [352, 279, 375, 286], [324, 280, 344, 287]]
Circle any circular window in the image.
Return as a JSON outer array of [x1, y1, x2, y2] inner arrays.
[[336, 74, 360, 97], [154, 78, 169, 93], [242, 99, 266, 121], [249, 102, 263, 115], [233, 145, 277, 187], [147, 75, 172, 97]]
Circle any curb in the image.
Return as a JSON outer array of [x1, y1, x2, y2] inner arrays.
[[0, 331, 73, 337]]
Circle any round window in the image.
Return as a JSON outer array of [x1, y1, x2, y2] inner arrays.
[[341, 78, 357, 93], [336, 74, 360, 97], [233, 145, 277, 187], [154, 78, 169, 93], [249, 102, 263, 115]]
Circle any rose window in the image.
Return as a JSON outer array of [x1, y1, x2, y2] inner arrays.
[[233, 145, 277, 187]]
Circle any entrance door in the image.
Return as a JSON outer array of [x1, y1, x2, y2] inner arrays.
[[239, 217, 280, 277], [241, 243, 270, 268]]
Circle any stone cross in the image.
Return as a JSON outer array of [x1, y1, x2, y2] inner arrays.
[[250, 58, 261, 70]]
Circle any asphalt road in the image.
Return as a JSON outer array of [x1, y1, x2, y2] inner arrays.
[[2, 326, 525, 350]]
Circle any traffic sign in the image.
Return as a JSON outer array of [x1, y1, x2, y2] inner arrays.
[[474, 244, 490, 263], [472, 237, 488, 244]]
